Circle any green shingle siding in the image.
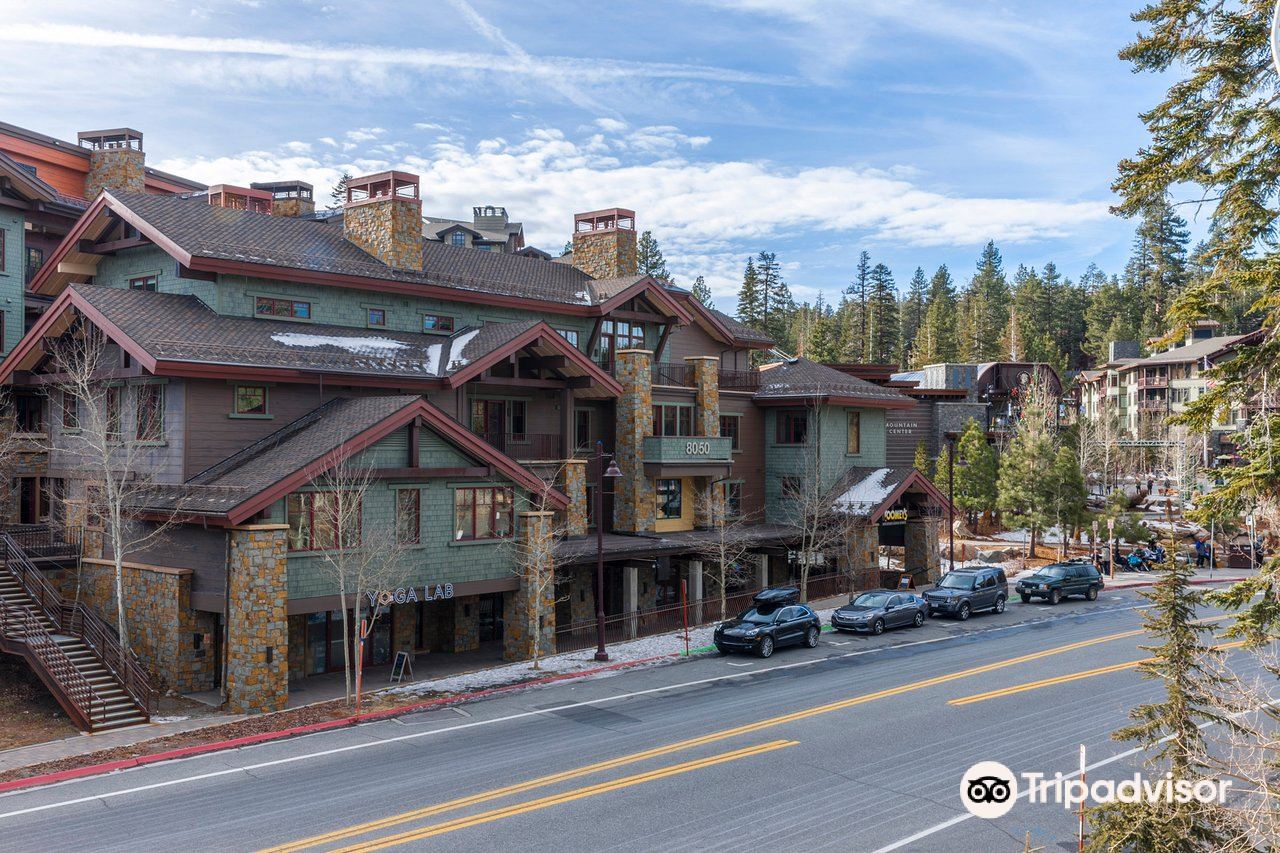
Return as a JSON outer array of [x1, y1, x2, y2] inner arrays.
[[0, 209, 25, 355], [762, 405, 886, 524]]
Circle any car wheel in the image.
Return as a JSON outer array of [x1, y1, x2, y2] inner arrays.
[[757, 636, 774, 658], [913, 611, 925, 628], [805, 626, 820, 648], [1086, 585, 1099, 601], [1048, 588, 1061, 605], [1020, 593, 1032, 604], [994, 596, 1006, 614], [715, 645, 728, 656], [871, 618, 885, 635], [957, 602, 971, 621]]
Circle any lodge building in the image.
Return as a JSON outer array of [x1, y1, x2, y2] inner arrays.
[[0, 161, 950, 727]]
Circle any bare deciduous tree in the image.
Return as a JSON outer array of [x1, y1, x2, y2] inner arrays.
[[693, 484, 756, 621], [502, 475, 567, 670]]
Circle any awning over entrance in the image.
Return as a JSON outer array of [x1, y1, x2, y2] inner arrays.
[[829, 466, 953, 522]]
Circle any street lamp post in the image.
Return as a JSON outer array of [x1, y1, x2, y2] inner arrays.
[[594, 440, 622, 662], [945, 432, 958, 570]]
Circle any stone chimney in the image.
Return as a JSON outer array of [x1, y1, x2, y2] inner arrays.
[[251, 180, 315, 217], [207, 184, 273, 214], [343, 171, 424, 272], [1108, 340, 1140, 362], [77, 129, 145, 198], [571, 208, 637, 279]]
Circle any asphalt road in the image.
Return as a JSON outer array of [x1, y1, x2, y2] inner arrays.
[[0, 587, 1258, 852]]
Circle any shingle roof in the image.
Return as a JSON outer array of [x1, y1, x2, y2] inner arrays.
[[72, 284, 537, 381], [708, 308, 775, 346], [1120, 333, 1255, 369], [753, 357, 911, 405], [111, 192, 599, 307]]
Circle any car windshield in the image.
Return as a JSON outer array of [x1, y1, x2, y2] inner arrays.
[[852, 593, 892, 608], [736, 606, 779, 624], [938, 573, 976, 590], [1037, 567, 1067, 579]]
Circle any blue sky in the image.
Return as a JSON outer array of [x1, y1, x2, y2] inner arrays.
[[0, 1, 1175, 310]]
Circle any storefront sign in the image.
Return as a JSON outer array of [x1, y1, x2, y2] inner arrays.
[[366, 584, 454, 608], [882, 509, 908, 523]]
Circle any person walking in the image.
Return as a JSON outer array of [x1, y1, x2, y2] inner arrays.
[[1194, 538, 1209, 569]]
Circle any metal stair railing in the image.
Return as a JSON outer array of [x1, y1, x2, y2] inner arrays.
[[0, 590, 105, 728]]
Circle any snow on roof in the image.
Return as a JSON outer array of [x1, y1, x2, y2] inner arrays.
[[270, 332, 409, 355], [833, 467, 896, 515]]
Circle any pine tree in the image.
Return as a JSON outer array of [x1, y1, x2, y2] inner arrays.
[[1088, 560, 1235, 851], [911, 265, 958, 367], [806, 296, 841, 363], [690, 275, 713, 308], [996, 403, 1056, 557], [1126, 201, 1189, 340], [636, 230, 672, 281], [756, 251, 794, 349], [933, 443, 954, 499], [736, 258, 763, 330], [913, 442, 929, 475], [953, 419, 998, 528], [328, 171, 353, 210], [866, 263, 899, 364], [843, 251, 872, 361], [1084, 271, 1140, 365], [958, 242, 1010, 362], [1047, 446, 1087, 557], [898, 267, 928, 369]]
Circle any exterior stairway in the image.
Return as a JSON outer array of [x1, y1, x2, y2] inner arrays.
[[0, 533, 153, 732]]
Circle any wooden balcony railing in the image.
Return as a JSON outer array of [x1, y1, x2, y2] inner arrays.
[[718, 368, 762, 391], [480, 432, 564, 461]]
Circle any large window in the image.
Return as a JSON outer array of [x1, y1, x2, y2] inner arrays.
[[25, 246, 43, 284], [233, 385, 268, 416], [846, 412, 861, 455], [396, 488, 421, 545], [135, 384, 165, 441], [61, 391, 78, 431], [128, 274, 158, 291], [594, 319, 644, 365], [256, 296, 311, 320], [775, 409, 808, 444], [656, 479, 682, 520], [652, 403, 694, 437], [422, 314, 455, 333], [454, 487, 513, 541], [720, 415, 741, 450], [287, 491, 361, 552], [556, 329, 580, 347]]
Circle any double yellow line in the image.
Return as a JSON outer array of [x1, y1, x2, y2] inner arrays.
[[264, 622, 1184, 852], [330, 741, 798, 852]]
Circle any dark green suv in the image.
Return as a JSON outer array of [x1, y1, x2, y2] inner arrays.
[[1016, 562, 1104, 605]]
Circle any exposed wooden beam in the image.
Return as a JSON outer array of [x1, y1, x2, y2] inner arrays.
[[472, 376, 571, 389], [653, 322, 673, 363], [56, 261, 99, 276], [379, 466, 491, 480], [518, 355, 568, 370], [608, 308, 667, 324], [586, 317, 604, 358], [87, 236, 151, 254]]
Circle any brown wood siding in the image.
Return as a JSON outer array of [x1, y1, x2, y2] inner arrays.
[[886, 398, 935, 468], [722, 393, 766, 520], [664, 323, 721, 363]]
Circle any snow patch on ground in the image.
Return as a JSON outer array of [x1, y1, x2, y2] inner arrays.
[[149, 715, 191, 724], [271, 333, 410, 355], [993, 528, 1068, 545], [833, 467, 896, 514]]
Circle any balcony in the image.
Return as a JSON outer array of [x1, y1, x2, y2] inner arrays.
[[642, 435, 733, 478], [478, 432, 564, 461], [718, 368, 762, 391], [652, 362, 693, 387], [1137, 399, 1168, 413], [1137, 375, 1168, 389]]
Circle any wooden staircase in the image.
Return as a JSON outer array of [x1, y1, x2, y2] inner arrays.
[[0, 533, 154, 732]]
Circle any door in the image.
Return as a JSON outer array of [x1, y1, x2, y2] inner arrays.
[[473, 400, 507, 450], [885, 595, 907, 627], [776, 606, 804, 645], [18, 478, 38, 525], [975, 574, 996, 609]]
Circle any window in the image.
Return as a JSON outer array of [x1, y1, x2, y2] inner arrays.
[[657, 479, 682, 520], [61, 391, 78, 431], [14, 393, 42, 433], [846, 412, 861, 454], [509, 400, 526, 438], [366, 308, 386, 327], [556, 329, 580, 347], [256, 296, 311, 320], [286, 491, 361, 552], [454, 487, 513, 541], [775, 409, 808, 444], [0, 229, 4, 271], [422, 314, 455, 333], [780, 476, 803, 499], [135, 384, 165, 441], [575, 410, 592, 450], [450, 232, 466, 246], [128, 274, 158, 292], [25, 247, 43, 284], [233, 385, 268, 416], [593, 319, 644, 363], [724, 482, 743, 518], [105, 387, 121, 442], [652, 403, 694, 437], [720, 415, 741, 451], [396, 488, 421, 545]]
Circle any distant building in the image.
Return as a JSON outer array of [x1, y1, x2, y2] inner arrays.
[[424, 205, 526, 253]]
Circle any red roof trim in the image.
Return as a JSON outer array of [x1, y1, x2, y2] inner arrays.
[[26, 193, 112, 295], [224, 397, 568, 524], [445, 321, 624, 396], [866, 470, 956, 523], [597, 277, 693, 325]]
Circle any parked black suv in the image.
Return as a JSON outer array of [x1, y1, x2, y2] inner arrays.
[[1016, 562, 1104, 604], [713, 588, 822, 658], [923, 566, 1008, 620]]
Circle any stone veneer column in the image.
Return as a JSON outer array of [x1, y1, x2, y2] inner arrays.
[[905, 517, 942, 583], [614, 349, 655, 534], [568, 566, 595, 625], [503, 512, 557, 662], [452, 596, 479, 652], [846, 522, 880, 591], [392, 602, 416, 656], [687, 356, 723, 530], [85, 147, 145, 198], [560, 459, 588, 538], [343, 196, 425, 272], [225, 524, 289, 714]]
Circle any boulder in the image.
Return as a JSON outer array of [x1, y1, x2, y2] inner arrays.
[[976, 547, 1014, 562]]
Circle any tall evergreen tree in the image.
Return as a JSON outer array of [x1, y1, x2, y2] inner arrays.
[[1125, 201, 1189, 340], [736, 258, 763, 329], [953, 419, 998, 527], [328, 171, 353, 210], [1084, 271, 1140, 365], [756, 251, 794, 348], [958, 242, 1010, 362], [1047, 446, 1087, 557], [690, 275, 713, 308], [898, 267, 928, 369], [866, 263, 899, 364], [911, 265, 958, 367], [996, 401, 1057, 557], [843, 251, 872, 361], [805, 296, 841, 363], [636, 230, 672, 281]]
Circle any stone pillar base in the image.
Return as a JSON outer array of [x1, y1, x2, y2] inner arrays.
[[224, 525, 289, 714]]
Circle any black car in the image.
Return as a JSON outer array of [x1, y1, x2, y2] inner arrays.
[[923, 566, 1008, 620], [831, 590, 929, 635], [713, 588, 822, 658], [1016, 562, 1104, 604]]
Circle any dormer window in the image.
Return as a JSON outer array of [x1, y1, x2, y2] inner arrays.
[[450, 232, 466, 246]]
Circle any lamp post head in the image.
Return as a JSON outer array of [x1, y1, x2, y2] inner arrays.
[[604, 459, 623, 479]]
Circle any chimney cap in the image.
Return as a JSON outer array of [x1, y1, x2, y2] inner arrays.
[[345, 171, 420, 207], [574, 208, 635, 233], [250, 179, 314, 199], [77, 128, 143, 151], [207, 184, 274, 214]]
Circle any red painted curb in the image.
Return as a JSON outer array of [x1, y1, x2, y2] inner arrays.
[[0, 653, 673, 795]]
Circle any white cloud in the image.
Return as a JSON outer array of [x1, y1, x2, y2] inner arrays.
[[154, 121, 1110, 306]]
